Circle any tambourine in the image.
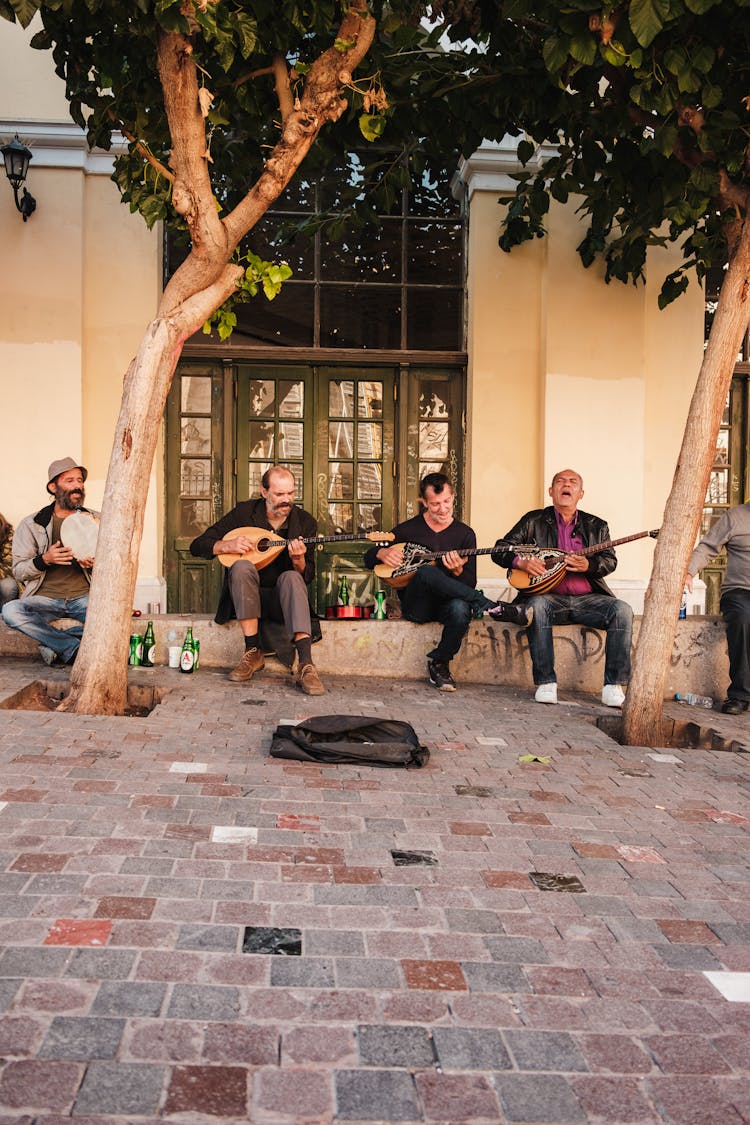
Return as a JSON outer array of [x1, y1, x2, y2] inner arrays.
[[60, 510, 99, 560]]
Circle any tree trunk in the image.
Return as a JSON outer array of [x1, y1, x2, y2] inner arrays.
[[58, 317, 186, 715], [622, 219, 750, 746]]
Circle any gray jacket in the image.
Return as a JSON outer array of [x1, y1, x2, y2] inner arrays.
[[689, 502, 750, 594], [12, 502, 100, 598]]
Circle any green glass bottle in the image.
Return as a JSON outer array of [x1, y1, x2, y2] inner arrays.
[[141, 620, 155, 667], [338, 574, 350, 606], [180, 625, 195, 673]]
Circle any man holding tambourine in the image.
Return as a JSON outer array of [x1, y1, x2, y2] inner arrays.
[[2, 457, 99, 666]]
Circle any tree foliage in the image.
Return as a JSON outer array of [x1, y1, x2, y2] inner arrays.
[[436, 0, 750, 307]]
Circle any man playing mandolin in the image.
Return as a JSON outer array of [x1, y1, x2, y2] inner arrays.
[[365, 472, 529, 692], [2, 457, 97, 666], [189, 465, 326, 695], [493, 469, 633, 707]]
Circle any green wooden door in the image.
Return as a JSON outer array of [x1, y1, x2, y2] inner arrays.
[[313, 367, 396, 611], [165, 361, 231, 614]]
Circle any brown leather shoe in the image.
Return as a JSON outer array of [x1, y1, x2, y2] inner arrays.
[[297, 663, 326, 695], [228, 648, 265, 683]]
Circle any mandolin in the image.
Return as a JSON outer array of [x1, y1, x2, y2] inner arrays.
[[217, 526, 395, 569], [507, 529, 660, 595]]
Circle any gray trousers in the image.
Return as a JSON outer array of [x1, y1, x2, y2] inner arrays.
[[228, 560, 312, 638]]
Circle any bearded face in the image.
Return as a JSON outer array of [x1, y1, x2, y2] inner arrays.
[[50, 470, 86, 511]]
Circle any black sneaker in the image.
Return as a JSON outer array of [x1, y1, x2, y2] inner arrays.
[[428, 659, 456, 692], [486, 601, 532, 627]]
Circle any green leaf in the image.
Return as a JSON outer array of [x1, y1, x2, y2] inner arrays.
[[359, 113, 386, 142], [629, 0, 670, 47], [517, 138, 535, 166], [569, 32, 597, 66], [518, 754, 551, 764], [233, 12, 258, 59], [8, 0, 40, 27], [542, 34, 571, 74]]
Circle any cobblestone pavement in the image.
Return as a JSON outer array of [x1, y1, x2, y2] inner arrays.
[[0, 657, 748, 1124]]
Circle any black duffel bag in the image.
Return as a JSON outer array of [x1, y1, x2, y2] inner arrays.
[[269, 714, 429, 768]]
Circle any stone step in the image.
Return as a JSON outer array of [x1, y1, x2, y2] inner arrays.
[[0, 613, 729, 697]]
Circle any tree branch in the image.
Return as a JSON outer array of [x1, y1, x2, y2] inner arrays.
[[273, 52, 294, 122], [112, 114, 175, 183]]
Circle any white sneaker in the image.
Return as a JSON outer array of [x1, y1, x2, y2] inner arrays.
[[535, 683, 558, 705], [601, 684, 625, 708]]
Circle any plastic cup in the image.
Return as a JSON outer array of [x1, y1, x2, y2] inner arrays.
[[168, 646, 181, 668]]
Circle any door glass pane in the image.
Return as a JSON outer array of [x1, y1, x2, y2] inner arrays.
[[249, 463, 270, 497], [357, 422, 382, 459], [329, 502, 353, 532], [715, 429, 728, 463], [278, 422, 304, 459], [250, 381, 276, 417], [358, 381, 383, 419], [419, 382, 450, 418], [329, 421, 354, 457], [249, 422, 275, 459], [279, 380, 304, 417], [181, 458, 211, 496], [179, 499, 212, 537], [329, 380, 354, 417], [706, 469, 728, 505], [181, 377, 211, 414], [358, 463, 382, 499], [358, 503, 382, 531], [419, 420, 449, 460], [329, 462, 354, 499], [181, 417, 211, 455]]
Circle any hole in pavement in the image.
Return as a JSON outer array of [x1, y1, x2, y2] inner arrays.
[[391, 849, 438, 867], [0, 679, 169, 717], [597, 714, 749, 754], [243, 926, 302, 955], [529, 871, 586, 893]]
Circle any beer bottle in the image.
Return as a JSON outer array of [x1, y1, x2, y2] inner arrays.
[[142, 620, 156, 667], [180, 625, 195, 674], [338, 574, 350, 606]]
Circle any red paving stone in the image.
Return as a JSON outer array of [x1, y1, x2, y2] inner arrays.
[[164, 1065, 248, 1116], [657, 919, 719, 943], [44, 919, 113, 946], [402, 959, 468, 991]]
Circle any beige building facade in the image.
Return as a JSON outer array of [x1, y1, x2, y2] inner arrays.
[[0, 17, 705, 614]]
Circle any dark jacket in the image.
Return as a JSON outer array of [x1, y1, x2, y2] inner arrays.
[[190, 497, 317, 625], [492, 506, 617, 597]]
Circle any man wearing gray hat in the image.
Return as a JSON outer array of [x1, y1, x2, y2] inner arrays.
[[1, 458, 99, 665]]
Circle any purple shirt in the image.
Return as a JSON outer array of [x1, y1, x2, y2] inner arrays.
[[553, 510, 592, 595]]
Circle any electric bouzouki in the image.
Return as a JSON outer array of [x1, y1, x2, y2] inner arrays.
[[507, 529, 659, 595], [217, 527, 395, 569]]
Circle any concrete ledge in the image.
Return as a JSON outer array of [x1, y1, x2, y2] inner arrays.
[[0, 613, 730, 698]]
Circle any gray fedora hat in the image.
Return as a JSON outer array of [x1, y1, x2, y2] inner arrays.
[[47, 457, 88, 494]]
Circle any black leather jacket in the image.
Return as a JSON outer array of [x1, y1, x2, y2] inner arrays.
[[492, 506, 616, 597]]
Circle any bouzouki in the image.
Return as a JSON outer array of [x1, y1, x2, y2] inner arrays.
[[374, 529, 659, 591], [217, 527, 395, 569], [507, 529, 660, 595], [374, 542, 515, 589]]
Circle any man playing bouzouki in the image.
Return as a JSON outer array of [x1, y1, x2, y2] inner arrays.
[[365, 472, 530, 692], [189, 465, 325, 694], [492, 469, 633, 707]]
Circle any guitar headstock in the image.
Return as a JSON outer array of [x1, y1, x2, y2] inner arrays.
[[366, 531, 395, 542], [649, 529, 660, 539]]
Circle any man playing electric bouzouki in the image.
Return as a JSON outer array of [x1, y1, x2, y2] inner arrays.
[[189, 465, 326, 694], [493, 469, 634, 707], [365, 472, 530, 692]]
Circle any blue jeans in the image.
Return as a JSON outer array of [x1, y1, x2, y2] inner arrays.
[[399, 566, 491, 663], [2, 594, 89, 662], [525, 592, 633, 686], [0, 577, 18, 607], [720, 587, 750, 702]]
